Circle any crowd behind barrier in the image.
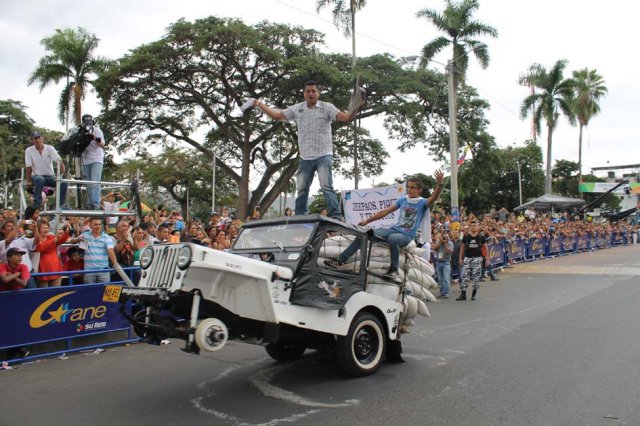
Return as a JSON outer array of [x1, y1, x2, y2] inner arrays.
[[2, 202, 639, 364], [486, 230, 635, 270]]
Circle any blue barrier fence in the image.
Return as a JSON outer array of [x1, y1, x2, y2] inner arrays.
[[488, 231, 634, 268], [1, 267, 141, 365]]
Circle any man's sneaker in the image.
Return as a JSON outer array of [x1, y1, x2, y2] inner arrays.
[[324, 258, 344, 269], [383, 269, 400, 282], [438, 294, 450, 299]]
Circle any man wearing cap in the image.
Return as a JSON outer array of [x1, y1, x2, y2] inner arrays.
[[0, 246, 32, 359], [0, 218, 39, 284], [0, 247, 30, 291], [25, 131, 68, 209]]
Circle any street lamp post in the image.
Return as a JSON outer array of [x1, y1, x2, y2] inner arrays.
[[516, 160, 523, 206]]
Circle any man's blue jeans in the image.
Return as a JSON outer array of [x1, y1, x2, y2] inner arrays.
[[436, 261, 451, 296], [338, 228, 412, 272], [83, 162, 103, 208], [295, 155, 340, 218], [32, 175, 67, 207]]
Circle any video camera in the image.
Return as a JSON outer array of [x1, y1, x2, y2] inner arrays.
[[58, 114, 97, 157]]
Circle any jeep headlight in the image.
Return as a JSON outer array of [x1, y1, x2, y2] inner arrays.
[[139, 247, 154, 269], [177, 245, 192, 269]]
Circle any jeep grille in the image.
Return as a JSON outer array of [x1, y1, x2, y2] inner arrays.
[[144, 245, 182, 289]]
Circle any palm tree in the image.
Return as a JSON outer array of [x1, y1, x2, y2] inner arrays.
[[520, 60, 575, 194], [417, 0, 497, 77], [28, 27, 108, 127], [417, 0, 496, 212], [316, 0, 367, 188], [572, 68, 607, 183]]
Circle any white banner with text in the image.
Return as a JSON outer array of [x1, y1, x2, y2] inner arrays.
[[343, 184, 406, 228]]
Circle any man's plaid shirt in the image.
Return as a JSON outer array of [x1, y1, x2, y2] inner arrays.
[[283, 101, 339, 160]]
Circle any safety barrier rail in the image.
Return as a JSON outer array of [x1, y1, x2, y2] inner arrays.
[[487, 231, 635, 268], [1, 267, 141, 365]]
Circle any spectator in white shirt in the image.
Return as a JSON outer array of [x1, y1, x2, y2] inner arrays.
[[25, 131, 68, 209]]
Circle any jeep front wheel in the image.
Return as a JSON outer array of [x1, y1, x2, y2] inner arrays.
[[336, 312, 386, 377]]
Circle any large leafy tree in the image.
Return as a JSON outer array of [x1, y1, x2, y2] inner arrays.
[[113, 146, 237, 220], [96, 17, 434, 220], [552, 159, 579, 197], [28, 27, 109, 126], [458, 140, 544, 213], [520, 59, 575, 194], [0, 100, 34, 204], [571, 68, 607, 183]]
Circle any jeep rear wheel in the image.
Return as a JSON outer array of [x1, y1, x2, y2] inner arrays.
[[265, 342, 306, 362], [336, 312, 386, 377]]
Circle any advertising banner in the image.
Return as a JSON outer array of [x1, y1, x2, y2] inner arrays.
[[612, 232, 626, 245], [528, 237, 546, 257], [548, 237, 562, 254], [579, 182, 640, 193], [509, 239, 526, 260], [0, 284, 129, 349], [488, 243, 505, 266], [343, 184, 406, 228], [562, 236, 576, 253], [577, 235, 589, 251]]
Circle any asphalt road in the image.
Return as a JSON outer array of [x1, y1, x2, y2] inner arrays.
[[3, 245, 640, 426]]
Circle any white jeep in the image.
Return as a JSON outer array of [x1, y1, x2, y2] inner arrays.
[[120, 215, 413, 377]]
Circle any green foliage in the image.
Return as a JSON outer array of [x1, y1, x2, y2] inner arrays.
[[456, 140, 544, 213], [307, 190, 343, 214], [571, 68, 607, 180], [519, 59, 575, 193], [28, 27, 109, 125], [552, 159, 579, 197], [316, 0, 367, 37], [417, 0, 498, 77], [0, 100, 34, 201], [96, 17, 435, 220], [111, 146, 237, 219]]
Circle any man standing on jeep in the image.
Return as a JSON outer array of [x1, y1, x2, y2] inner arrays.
[[325, 170, 444, 281], [253, 80, 364, 220]]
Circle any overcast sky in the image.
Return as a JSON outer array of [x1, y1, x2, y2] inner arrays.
[[2, 0, 638, 193]]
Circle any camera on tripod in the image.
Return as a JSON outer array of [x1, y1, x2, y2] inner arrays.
[[58, 114, 97, 157]]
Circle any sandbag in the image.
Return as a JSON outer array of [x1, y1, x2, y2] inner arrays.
[[365, 283, 401, 300], [417, 299, 431, 317], [401, 295, 419, 325], [406, 280, 437, 302]]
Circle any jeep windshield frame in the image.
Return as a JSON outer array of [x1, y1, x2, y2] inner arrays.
[[232, 222, 317, 251]]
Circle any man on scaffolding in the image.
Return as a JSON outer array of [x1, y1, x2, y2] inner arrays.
[[25, 131, 68, 210]]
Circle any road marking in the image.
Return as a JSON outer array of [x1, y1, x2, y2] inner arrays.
[[190, 357, 358, 425], [249, 362, 360, 408]]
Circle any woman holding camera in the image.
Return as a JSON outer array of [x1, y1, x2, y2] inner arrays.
[[35, 219, 69, 287]]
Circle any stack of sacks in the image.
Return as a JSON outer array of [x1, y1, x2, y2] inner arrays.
[[317, 235, 437, 327]]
